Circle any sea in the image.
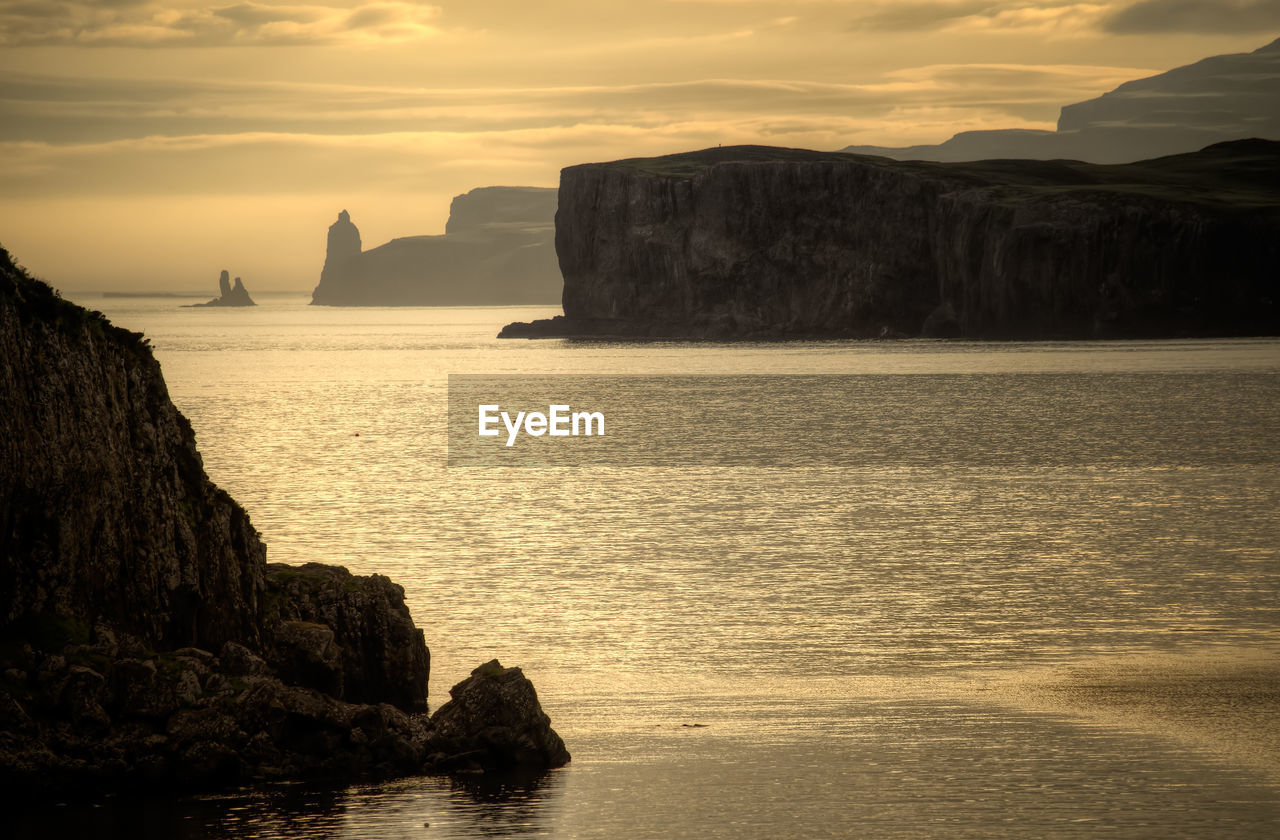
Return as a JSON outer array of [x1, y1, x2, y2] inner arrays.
[[22, 291, 1280, 839]]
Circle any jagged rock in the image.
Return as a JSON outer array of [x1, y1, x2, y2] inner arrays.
[[266, 620, 343, 698], [423, 660, 570, 774], [265, 563, 430, 712], [218, 640, 268, 677], [502, 141, 1280, 340], [311, 188, 561, 306]]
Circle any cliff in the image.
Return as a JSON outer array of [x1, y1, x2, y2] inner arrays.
[[311, 187, 561, 306], [501, 140, 1280, 340], [189, 270, 255, 307], [0, 247, 567, 794], [844, 37, 1280, 164]]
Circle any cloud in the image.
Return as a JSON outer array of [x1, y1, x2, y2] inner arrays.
[[0, 66, 1153, 148], [0, 0, 443, 46], [1103, 0, 1280, 33], [846, 1, 1109, 34]]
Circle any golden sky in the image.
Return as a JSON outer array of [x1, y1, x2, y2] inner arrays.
[[0, 1, 1275, 291]]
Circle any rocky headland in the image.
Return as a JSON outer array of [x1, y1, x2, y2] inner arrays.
[[312, 186, 561, 306], [189, 269, 255, 307], [0, 246, 568, 796], [843, 37, 1280, 164], [500, 139, 1280, 341]]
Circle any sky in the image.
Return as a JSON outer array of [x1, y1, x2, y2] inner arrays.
[[1, 1, 1276, 292]]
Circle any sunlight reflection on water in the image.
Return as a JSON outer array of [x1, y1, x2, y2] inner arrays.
[[39, 295, 1280, 839]]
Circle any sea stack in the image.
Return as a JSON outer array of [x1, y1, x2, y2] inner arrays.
[[191, 269, 256, 307], [318, 209, 362, 298], [0, 245, 568, 795]]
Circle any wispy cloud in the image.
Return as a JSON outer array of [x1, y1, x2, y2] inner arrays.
[[847, 2, 1111, 35], [0, 0, 443, 46], [1, 64, 1151, 144]]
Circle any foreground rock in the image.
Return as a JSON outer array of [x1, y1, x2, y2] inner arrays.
[[423, 660, 571, 774], [0, 246, 567, 795], [312, 187, 561, 306], [501, 140, 1280, 341], [189, 269, 256, 307]]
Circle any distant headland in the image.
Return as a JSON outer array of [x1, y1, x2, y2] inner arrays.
[[843, 37, 1280, 163], [312, 186, 561, 306]]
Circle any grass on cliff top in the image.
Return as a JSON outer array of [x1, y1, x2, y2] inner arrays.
[[602, 145, 870, 177], [593, 139, 1280, 208], [0, 244, 149, 350]]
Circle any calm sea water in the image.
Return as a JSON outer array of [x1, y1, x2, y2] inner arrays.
[[31, 292, 1280, 838]]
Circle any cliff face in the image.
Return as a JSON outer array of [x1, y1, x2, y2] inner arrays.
[[507, 141, 1279, 340], [0, 247, 567, 794], [311, 187, 561, 306], [1, 257, 265, 650]]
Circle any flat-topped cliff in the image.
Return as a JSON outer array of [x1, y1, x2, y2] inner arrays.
[[312, 187, 561, 306], [501, 140, 1280, 340], [0, 247, 567, 794]]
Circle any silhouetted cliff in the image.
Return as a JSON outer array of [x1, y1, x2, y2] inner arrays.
[[311, 187, 561, 306], [501, 141, 1280, 340], [844, 38, 1280, 163], [0, 247, 567, 794]]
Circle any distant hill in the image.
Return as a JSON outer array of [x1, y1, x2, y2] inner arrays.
[[311, 186, 561, 306], [844, 37, 1280, 163]]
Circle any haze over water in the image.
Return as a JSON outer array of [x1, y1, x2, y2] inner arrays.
[[32, 294, 1280, 839]]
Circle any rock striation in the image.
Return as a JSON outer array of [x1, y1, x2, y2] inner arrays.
[[190, 269, 256, 307], [0, 246, 568, 795], [311, 188, 561, 306], [501, 140, 1280, 341], [843, 37, 1280, 164]]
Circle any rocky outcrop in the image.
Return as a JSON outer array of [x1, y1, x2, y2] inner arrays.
[[501, 140, 1280, 340], [844, 37, 1280, 164], [423, 660, 571, 774], [189, 270, 255, 307], [0, 246, 568, 795], [311, 187, 561, 306], [263, 563, 430, 712]]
